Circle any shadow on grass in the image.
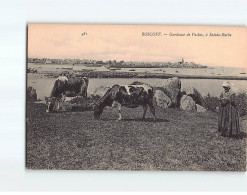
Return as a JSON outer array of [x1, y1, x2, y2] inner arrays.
[[100, 118, 169, 123], [236, 132, 246, 140], [70, 107, 93, 112], [49, 107, 93, 113], [220, 131, 246, 140]]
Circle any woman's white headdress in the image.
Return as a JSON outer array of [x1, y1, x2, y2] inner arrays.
[[222, 81, 230, 88], [223, 81, 244, 94]]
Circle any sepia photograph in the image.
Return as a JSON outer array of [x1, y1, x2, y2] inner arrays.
[[26, 24, 247, 171]]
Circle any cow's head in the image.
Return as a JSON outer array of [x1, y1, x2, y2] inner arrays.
[[45, 97, 57, 113], [93, 104, 103, 119]]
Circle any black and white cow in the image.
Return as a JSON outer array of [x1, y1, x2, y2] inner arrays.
[[93, 82, 156, 121], [45, 75, 89, 112]]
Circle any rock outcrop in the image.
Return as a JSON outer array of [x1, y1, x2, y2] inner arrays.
[[155, 77, 181, 107], [196, 104, 207, 113], [90, 86, 110, 99], [181, 86, 203, 105], [180, 95, 196, 111], [154, 90, 172, 109], [27, 87, 37, 101], [63, 96, 92, 111]]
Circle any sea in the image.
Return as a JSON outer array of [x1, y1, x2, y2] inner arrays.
[[27, 63, 247, 100]]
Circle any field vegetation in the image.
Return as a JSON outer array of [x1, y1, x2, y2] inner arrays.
[[26, 102, 246, 171]]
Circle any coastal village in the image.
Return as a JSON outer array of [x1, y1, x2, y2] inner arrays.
[[28, 57, 207, 69], [27, 57, 247, 80]]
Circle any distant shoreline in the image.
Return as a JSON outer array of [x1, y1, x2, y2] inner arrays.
[[39, 70, 247, 81]]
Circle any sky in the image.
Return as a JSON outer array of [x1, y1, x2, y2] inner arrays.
[[28, 24, 247, 68]]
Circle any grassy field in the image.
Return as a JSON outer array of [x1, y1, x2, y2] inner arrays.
[[26, 102, 246, 171]]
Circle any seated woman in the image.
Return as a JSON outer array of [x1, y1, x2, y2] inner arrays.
[[218, 81, 240, 137]]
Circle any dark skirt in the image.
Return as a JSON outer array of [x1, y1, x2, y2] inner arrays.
[[218, 104, 240, 137]]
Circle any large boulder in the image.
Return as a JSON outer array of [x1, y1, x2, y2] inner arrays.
[[27, 87, 37, 101], [180, 95, 196, 111], [154, 90, 172, 109], [63, 96, 92, 111], [196, 104, 207, 113], [181, 86, 203, 105], [90, 86, 110, 99], [65, 96, 86, 104], [155, 77, 181, 107]]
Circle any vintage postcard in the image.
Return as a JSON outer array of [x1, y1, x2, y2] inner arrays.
[[26, 24, 247, 171]]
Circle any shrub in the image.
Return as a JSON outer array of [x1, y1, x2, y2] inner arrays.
[[202, 93, 219, 112], [235, 93, 247, 116]]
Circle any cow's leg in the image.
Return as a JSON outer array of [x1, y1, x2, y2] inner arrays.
[[57, 100, 60, 111], [59, 100, 63, 112], [60, 94, 65, 111], [54, 99, 59, 111], [117, 103, 122, 121], [148, 103, 156, 122], [80, 87, 87, 108], [142, 105, 148, 121], [79, 84, 87, 98], [84, 88, 87, 99], [84, 89, 88, 108]]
